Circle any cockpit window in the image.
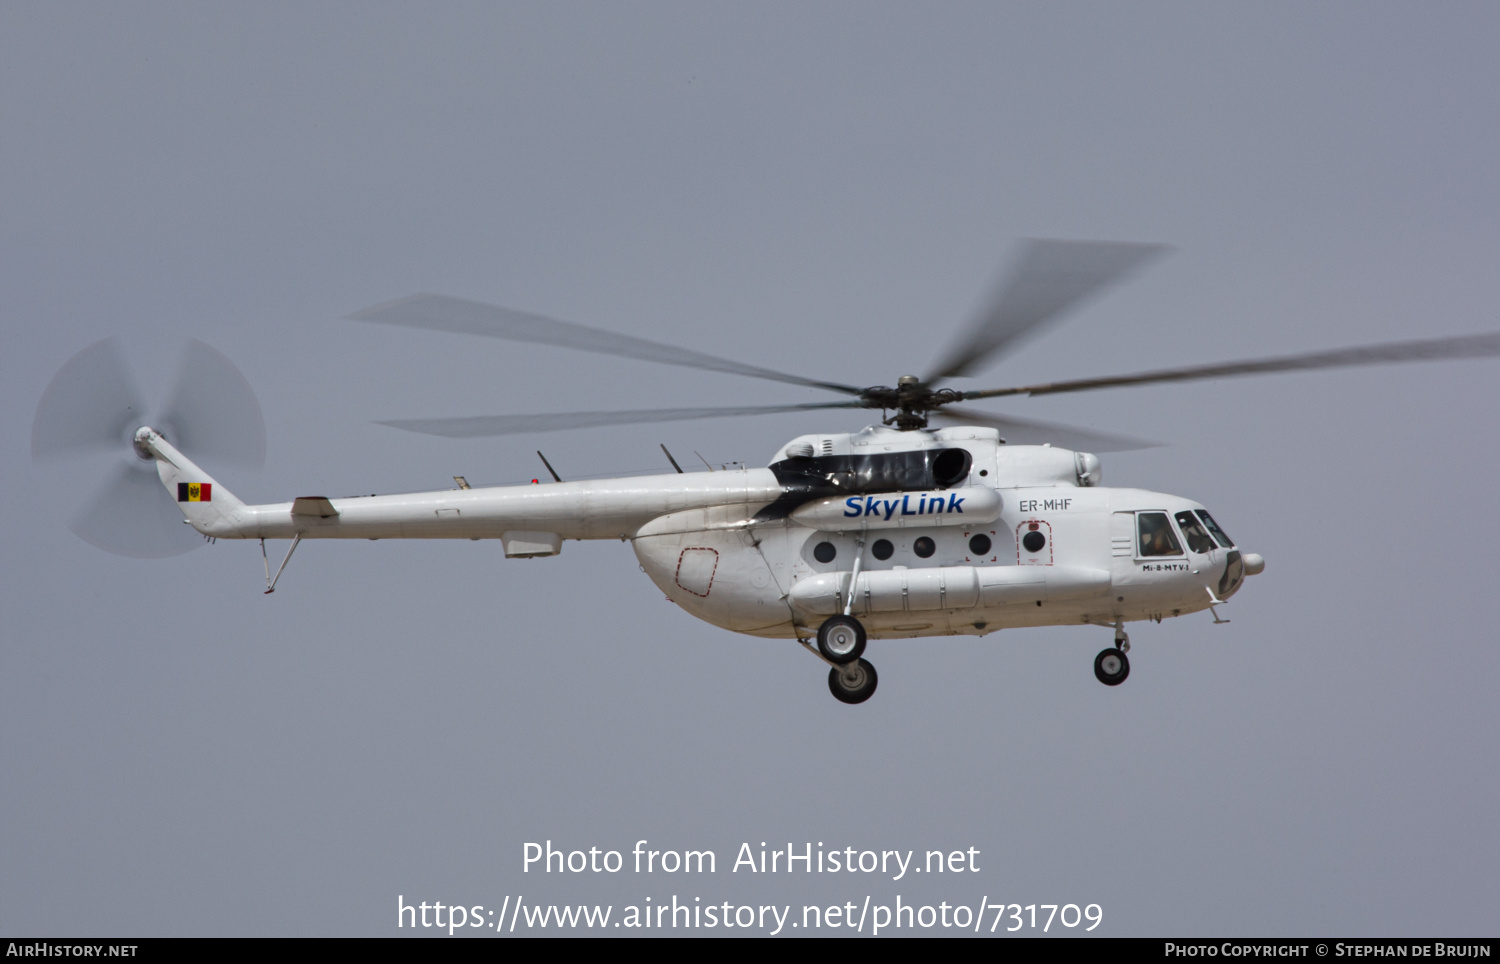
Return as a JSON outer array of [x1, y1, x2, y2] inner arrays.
[[1174, 511, 1217, 554], [1137, 512, 1183, 557], [1195, 510, 1235, 549]]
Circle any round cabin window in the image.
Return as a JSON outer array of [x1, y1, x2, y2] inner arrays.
[[813, 541, 837, 564]]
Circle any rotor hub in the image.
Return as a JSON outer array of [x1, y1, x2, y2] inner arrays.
[[132, 425, 158, 461], [856, 379, 967, 430]]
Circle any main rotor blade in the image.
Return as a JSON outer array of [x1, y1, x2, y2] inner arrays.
[[935, 406, 1157, 452], [378, 401, 867, 438], [158, 340, 266, 468], [925, 240, 1169, 383], [71, 462, 203, 558], [32, 339, 147, 460], [351, 294, 863, 396], [963, 331, 1500, 400]]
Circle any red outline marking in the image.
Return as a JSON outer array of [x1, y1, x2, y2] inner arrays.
[[674, 547, 719, 597], [1016, 519, 1054, 566]]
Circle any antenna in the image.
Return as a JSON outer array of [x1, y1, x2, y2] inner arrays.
[[536, 451, 563, 483]]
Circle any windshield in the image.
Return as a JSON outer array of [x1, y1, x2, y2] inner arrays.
[[1195, 510, 1235, 548], [1174, 511, 1217, 554]]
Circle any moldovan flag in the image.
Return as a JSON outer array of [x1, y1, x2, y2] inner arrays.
[[177, 482, 211, 502]]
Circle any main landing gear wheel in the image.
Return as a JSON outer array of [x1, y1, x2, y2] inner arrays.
[[816, 614, 866, 665], [1094, 647, 1130, 686], [828, 658, 879, 704]]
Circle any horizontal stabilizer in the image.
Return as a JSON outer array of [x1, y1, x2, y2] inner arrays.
[[291, 496, 339, 518]]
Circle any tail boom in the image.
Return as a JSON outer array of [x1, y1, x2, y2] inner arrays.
[[137, 427, 781, 544]]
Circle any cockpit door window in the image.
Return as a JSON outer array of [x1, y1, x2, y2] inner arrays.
[[1195, 510, 1235, 549], [1137, 512, 1184, 557], [1174, 511, 1217, 555]]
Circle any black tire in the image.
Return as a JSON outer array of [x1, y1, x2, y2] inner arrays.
[[816, 614, 866, 665], [828, 658, 879, 704], [1094, 647, 1130, 686]]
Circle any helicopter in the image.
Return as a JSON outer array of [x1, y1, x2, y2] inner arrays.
[[33, 240, 1500, 704]]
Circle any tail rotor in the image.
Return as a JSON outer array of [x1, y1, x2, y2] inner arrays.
[[31, 338, 265, 558]]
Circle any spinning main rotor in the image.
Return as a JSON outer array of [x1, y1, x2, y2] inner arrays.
[[350, 239, 1500, 450], [30, 239, 1500, 561]]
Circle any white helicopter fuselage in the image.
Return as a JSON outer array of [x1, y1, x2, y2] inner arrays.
[[141, 423, 1261, 643], [52, 240, 1491, 701]]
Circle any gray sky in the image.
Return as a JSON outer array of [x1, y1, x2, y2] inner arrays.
[[3, 1, 1498, 936]]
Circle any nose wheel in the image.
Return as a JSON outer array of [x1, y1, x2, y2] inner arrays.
[[1094, 647, 1130, 686]]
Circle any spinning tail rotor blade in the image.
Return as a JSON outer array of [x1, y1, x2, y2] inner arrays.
[[350, 294, 864, 396], [934, 406, 1158, 452], [159, 340, 266, 467], [70, 462, 203, 558], [379, 401, 866, 438], [34, 338, 265, 557], [925, 240, 1169, 383], [963, 331, 1500, 400], [31, 339, 147, 459]]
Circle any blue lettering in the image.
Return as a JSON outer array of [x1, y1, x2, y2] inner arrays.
[[864, 497, 880, 518], [929, 493, 944, 513], [844, 497, 862, 518], [947, 494, 965, 513], [883, 500, 898, 522], [900, 495, 916, 516], [918, 495, 927, 514]]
